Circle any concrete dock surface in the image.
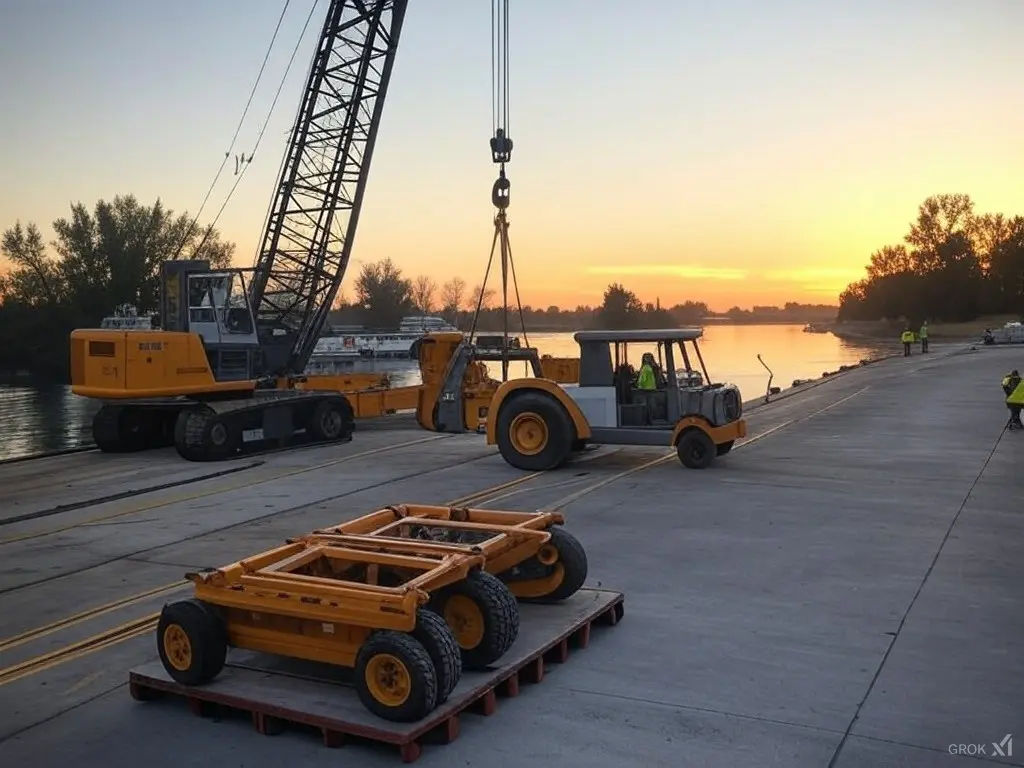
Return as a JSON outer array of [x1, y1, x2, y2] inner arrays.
[[0, 343, 1021, 767]]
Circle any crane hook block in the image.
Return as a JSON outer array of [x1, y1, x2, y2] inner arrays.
[[491, 175, 511, 209], [490, 129, 513, 164]]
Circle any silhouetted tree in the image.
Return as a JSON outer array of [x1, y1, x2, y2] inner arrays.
[[0, 195, 234, 380], [838, 193, 1024, 323], [411, 275, 437, 315], [353, 257, 414, 329]]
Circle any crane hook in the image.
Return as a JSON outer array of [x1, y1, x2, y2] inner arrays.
[[491, 170, 510, 210]]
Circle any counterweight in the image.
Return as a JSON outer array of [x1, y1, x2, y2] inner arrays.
[[250, 0, 409, 375]]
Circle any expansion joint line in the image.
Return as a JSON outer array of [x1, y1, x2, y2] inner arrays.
[[825, 425, 1008, 768]]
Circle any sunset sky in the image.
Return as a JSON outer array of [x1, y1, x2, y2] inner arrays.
[[1, 0, 1022, 311]]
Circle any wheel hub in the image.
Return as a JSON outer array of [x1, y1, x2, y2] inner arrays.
[[508, 412, 548, 456], [321, 409, 343, 437], [209, 422, 228, 446], [365, 654, 411, 706], [443, 594, 486, 649], [163, 624, 192, 671]]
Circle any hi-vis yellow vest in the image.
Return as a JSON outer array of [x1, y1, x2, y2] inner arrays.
[[1008, 380, 1024, 405], [900, 331, 915, 343]]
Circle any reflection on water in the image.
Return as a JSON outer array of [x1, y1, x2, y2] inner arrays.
[[0, 325, 890, 461]]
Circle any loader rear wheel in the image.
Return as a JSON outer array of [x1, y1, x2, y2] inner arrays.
[[156, 598, 227, 686], [496, 392, 573, 471], [354, 631, 437, 722], [430, 570, 519, 670], [412, 608, 461, 702], [677, 428, 715, 469]]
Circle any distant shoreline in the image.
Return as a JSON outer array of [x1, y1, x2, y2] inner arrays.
[[811, 315, 1017, 342]]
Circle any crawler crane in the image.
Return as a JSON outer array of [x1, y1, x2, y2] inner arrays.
[[70, 1, 410, 460]]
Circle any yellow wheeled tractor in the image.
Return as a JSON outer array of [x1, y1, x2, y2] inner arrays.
[[157, 539, 521, 722], [484, 328, 747, 471], [303, 503, 589, 604]]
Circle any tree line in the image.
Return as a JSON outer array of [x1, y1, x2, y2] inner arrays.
[[838, 193, 1024, 323], [1, 195, 234, 381], [2, 192, 834, 384]]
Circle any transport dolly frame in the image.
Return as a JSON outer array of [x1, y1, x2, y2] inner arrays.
[[130, 588, 625, 763], [158, 541, 520, 722], [299, 503, 589, 603]]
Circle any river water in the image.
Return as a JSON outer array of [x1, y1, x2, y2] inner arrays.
[[0, 324, 891, 461]]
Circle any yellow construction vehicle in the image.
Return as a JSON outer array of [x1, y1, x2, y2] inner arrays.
[[483, 328, 747, 470]]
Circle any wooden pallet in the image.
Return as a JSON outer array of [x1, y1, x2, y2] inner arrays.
[[128, 587, 625, 763]]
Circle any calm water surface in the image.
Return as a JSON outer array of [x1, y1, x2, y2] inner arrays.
[[0, 324, 890, 461]]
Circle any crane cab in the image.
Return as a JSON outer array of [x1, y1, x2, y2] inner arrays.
[[70, 260, 262, 400], [485, 328, 747, 471]]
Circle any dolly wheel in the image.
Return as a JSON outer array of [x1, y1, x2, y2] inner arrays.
[[412, 608, 462, 702], [676, 428, 715, 469], [496, 391, 573, 471], [156, 599, 227, 686], [354, 631, 438, 722], [534, 526, 589, 602], [430, 570, 520, 670]]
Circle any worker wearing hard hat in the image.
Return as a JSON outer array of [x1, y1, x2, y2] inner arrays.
[[1002, 369, 1024, 430], [919, 321, 929, 353], [900, 327, 915, 357]]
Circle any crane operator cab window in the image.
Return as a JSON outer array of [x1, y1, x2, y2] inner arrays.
[[187, 272, 256, 338]]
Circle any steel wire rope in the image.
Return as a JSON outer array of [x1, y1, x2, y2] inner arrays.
[[190, 0, 320, 257], [171, 0, 293, 259]]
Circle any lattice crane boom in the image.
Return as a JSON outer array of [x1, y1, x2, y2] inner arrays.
[[249, 0, 409, 375]]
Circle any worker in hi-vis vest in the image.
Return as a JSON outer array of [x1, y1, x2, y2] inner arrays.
[[919, 321, 929, 353], [1002, 369, 1024, 429], [637, 352, 658, 390], [900, 327, 915, 357]]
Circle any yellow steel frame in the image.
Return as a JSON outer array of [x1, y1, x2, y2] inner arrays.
[[300, 504, 569, 597], [185, 540, 485, 668]]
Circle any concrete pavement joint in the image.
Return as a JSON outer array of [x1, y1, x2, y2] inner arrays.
[[825, 423, 1009, 768]]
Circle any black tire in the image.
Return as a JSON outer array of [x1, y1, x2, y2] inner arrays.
[[309, 397, 353, 442], [429, 570, 520, 670], [677, 428, 715, 469], [156, 598, 228, 686], [354, 631, 438, 722], [412, 608, 461, 702], [535, 526, 589, 602], [716, 440, 734, 456], [495, 391, 574, 471]]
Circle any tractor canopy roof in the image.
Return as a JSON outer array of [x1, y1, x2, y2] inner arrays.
[[573, 328, 703, 344]]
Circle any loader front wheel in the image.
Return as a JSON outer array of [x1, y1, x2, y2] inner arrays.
[[430, 570, 519, 670], [496, 392, 573, 471], [412, 608, 461, 702], [354, 631, 437, 722], [676, 428, 715, 469], [156, 598, 227, 686]]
